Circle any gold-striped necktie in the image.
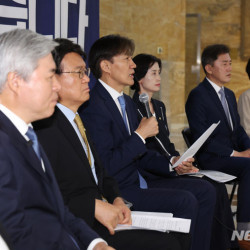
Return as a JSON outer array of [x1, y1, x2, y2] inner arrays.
[[74, 114, 92, 166]]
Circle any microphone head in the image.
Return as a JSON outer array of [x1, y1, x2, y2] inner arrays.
[[139, 93, 149, 104]]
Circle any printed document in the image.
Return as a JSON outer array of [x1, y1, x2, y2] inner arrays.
[[173, 121, 220, 168], [115, 211, 191, 233], [181, 170, 236, 183]]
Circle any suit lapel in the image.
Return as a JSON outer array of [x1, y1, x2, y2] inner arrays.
[[124, 94, 138, 132], [96, 82, 130, 137], [203, 79, 232, 131], [0, 112, 49, 181], [55, 108, 98, 185], [0, 111, 65, 220], [224, 88, 236, 129], [39, 147, 65, 219]]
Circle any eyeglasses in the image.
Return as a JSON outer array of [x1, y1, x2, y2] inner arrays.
[[60, 68, 91, 79]]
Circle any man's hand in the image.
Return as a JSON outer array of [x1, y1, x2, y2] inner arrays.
[[174, 157, 199, 175], [95, 200, 123, 235], [136, 117, 159, 139], [93, 242, 115, 250], [233, 149, 250, 158], [113, 197, 132, 225]]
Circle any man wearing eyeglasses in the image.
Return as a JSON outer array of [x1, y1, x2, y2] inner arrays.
[[33, 38, 189, 250]]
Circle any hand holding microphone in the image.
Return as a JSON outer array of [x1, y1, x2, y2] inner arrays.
[[139, 93, 152, 118], [135, 93, 159, 139]]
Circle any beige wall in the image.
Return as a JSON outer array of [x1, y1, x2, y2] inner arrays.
[[99, 0, 250, 121], [100, 0, 186, 121], [187, 0, 250, 99]]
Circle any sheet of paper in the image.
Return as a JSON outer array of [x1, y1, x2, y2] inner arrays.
[[181, 170, 236, 183], [173, 121, 221, 168], [115, 211, 191, 233], [131, 211, 173, 218]]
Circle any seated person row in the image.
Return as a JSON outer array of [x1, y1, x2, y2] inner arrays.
[[238, 58, 250, 137], [0, 29, 112, 250], [33, 38, 190, 250], [185, 44, 250, 249], [79, 34, 216, 250], [131, 53, 237, 250]]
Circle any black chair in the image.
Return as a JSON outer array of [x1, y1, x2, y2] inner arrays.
[[181, 127, 238, 205]]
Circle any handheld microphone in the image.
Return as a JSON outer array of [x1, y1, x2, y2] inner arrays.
[[138, 92, 173, 162], [139, 93, 152, 118]]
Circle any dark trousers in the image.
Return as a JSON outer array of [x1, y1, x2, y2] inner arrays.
[[202, 156, 250, 223], [120, 177, 216, 250], [0, 222, 13, 250], [95, 224, 191, 250], [200, 177, 238, 250]]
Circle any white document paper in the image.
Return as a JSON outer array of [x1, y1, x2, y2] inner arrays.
[[115, 211, 191, 233], [173, 121, 221, 168], [181, 170, 237, 183]]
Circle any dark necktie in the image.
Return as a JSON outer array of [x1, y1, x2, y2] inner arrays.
[[219, 88, 231, 127], [118, 95, 148, 189], [26, 127, 41, 161]]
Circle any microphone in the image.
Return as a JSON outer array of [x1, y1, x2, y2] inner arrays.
[[139, 93, 152, 118], [138, 92, 173, 162]]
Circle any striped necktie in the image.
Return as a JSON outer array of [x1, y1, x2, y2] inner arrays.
[[74, 114, 92, 166], [219, 88, 231, 127]]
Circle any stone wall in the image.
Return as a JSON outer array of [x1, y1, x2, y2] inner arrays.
[[186, 0, 250, 99], [99, 0, 250, 148], [100, 0, 186, 120]]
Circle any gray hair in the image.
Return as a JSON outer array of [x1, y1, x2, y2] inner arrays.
[[0, 29, 57, 92]]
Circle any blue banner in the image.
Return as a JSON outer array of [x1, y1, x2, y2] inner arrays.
[[0, 0, 99, 87]]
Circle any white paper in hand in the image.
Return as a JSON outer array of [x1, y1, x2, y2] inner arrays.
[[173, 121, 220, 168]]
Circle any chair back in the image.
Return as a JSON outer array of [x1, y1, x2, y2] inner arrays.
[[182, 127, 193, 148]]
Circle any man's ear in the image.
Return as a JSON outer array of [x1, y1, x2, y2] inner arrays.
[[6, 72, 21, 93], [205, 64, 213, 75], [100, 60, 111, 74]]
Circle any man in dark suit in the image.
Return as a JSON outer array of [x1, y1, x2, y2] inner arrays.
[[0, 222, 12, 250], [0, 29, 113, 250], [185, 44, 250, 249], [34, 38, 189, 250], [79, 34, 217, 250]]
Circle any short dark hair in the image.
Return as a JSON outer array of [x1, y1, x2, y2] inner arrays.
[[201, 44, 230, 74], [131, 53, 162, 92], [246, 59, 250, 79], [88, 34, 135, 79], [52, 38, 86, 74]]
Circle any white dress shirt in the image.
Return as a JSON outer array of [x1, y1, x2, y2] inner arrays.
[[206, 78, 234, 156], [0, 104, 45, 171], [57, 103, 98, 183], [0, 104, 106, 249], [99, 79, 145, 143]]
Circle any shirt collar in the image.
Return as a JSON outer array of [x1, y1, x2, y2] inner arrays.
[[0, 104, 30, 139], [99, 79, 123, 101], [57, 103, 76, 122], [206, 77, 224, 94]]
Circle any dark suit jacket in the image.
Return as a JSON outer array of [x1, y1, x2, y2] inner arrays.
[[33, 107, 120, 229], [0, 111, 98, 250], [79, 82, 172, 191], [185, 78, 250, 163], [132, 91, 179, 157]]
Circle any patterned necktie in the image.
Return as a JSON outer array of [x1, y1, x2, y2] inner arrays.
[[219, 88, 231, 126], [74, 114, 92, 166], [118, 95, 148, 189], [26, 127, 41, 161]]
